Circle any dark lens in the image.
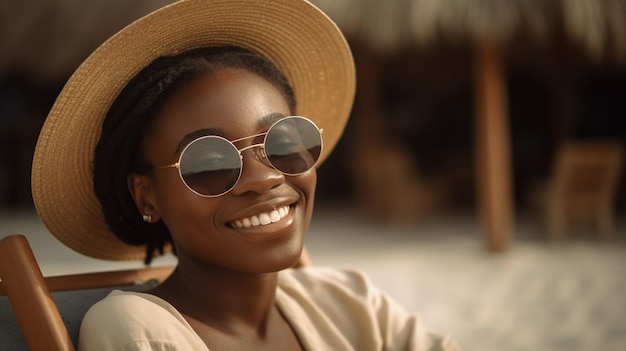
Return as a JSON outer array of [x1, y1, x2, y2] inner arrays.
[[265, 117, 322, 175], [179, 137, 242, 196]]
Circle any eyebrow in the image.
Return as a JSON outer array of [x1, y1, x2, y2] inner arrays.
[[258, 112, 287, 129], [174, 128, 221, 157], [173, 112, 288, 157]]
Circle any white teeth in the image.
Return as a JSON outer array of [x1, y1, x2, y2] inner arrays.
[[278, 207, 288, 217], [259, 213, 271, 225], [270, 210, 281, 223], [251, 216, 261, 226], [231, 205, 290, 228]]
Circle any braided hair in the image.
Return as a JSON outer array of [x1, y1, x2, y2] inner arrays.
[[93, 46, 296, 265]]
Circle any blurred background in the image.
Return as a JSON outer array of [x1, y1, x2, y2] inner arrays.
[[1, 1, 625, 350]]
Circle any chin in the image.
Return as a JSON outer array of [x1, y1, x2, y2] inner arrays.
[[252, 242, 304, 273]]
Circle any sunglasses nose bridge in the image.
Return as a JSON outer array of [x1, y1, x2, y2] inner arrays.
[[240, 144, 274, 170], [228, 144, 286, 196]]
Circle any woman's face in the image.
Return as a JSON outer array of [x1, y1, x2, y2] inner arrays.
[[131, 68, 316, 273]]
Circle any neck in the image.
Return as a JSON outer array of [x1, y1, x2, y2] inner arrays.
[[153, 258, 280, 334]]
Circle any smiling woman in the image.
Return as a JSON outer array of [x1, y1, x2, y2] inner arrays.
[[30, 0, 460, 350]]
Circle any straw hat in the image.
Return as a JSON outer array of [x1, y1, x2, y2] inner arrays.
[[31, 0, 355, 261]]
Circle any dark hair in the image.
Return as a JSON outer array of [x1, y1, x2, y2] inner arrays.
[[93, 46, 296, 265]]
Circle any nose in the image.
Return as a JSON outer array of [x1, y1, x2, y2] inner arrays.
[[230, 147, 284, 195]]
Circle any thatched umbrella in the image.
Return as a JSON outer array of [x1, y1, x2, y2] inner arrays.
[[311, 0, 626, 252], [561, 0, 626, 61], [0, 0, 175, 82], [0, 0, 176, 207], [313, 0, 626, 61]]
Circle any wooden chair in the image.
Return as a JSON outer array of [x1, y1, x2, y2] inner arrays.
[[535, 139, 624, 239], [0, 234, 312, 351], [0, 234, 174, 351]]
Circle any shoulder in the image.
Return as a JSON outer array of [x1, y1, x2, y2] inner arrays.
[[79, 290, 207, 351], [82, 290, 186, 328]]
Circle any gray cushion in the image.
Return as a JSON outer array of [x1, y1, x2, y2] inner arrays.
[[0, 280, 158, 350], [0, 295, 26, 351]]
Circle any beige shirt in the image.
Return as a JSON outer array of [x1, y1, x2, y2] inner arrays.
[[79, 267, 459, 350]]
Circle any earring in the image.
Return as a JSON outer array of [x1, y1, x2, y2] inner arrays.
[[142, 214, 152, 223]]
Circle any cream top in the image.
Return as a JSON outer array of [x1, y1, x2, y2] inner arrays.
[[79, 267, 460, 350]]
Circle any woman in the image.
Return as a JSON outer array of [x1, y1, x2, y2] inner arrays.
[[31, 0, 459, 350]]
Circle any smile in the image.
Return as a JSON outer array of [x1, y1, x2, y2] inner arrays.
[[230, 205, 291, 228]]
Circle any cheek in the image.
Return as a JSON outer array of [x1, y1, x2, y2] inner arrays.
[[292, 170, 317, 195], [152, 170, 189, 203], [307, 172, 317, 196], [151, 171, 218, 229], [292, 170, 317, 217], [297, 172, 317, 253], [154, 188, 223, 259]]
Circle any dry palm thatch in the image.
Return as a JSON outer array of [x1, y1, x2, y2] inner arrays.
[[312, 0, 626, 62], [408, 0, 556, 45], [561, 0, 626, 61], [0, 0, 175, 81], [311, 0, 416, 52], [312, 0, 555, 50]]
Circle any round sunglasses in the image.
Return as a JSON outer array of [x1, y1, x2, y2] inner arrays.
[[153, 116, 323, 197]]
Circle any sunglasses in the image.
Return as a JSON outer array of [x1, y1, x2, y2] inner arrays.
[[153, 116, 323, 197]]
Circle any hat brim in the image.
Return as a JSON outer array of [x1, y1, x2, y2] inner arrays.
[[31, 0, 355, 261]]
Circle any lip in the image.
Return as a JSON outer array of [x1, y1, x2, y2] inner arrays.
[[224, 199, 298, 242]]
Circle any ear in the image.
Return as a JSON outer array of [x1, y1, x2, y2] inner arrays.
[[127, 173, 161, 223]]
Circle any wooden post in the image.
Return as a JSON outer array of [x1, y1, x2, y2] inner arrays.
[[473, 42, 514, 252]]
